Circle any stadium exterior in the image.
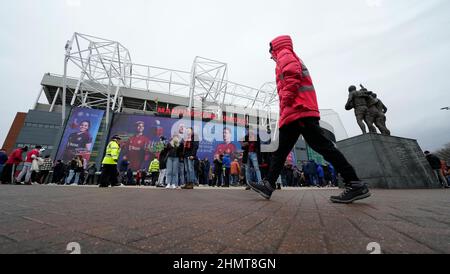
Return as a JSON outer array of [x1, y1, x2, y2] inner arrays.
[[3, 33, 348, 167]]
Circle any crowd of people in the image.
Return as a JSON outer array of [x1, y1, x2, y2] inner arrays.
[[0, 141, 449, 189], [0, 145, 98, 185], [0, 130, 340, 189], [0, 139, 449, 190], [95, 122, 345, 190], [0, 137, 447, 191]]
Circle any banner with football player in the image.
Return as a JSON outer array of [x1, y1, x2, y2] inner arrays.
[[56, 107, 105, 162]]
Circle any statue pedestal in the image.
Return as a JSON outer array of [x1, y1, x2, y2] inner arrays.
[[336, 134, 439, 189]]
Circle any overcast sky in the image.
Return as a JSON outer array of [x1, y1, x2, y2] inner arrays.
[[1, 0, 449, 151]]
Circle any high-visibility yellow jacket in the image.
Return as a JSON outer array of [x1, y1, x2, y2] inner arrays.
[[148, 158, 160, 173], [102, 140, 121, 165]]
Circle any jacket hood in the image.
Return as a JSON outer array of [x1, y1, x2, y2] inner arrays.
[[270, 35, 293, 58]]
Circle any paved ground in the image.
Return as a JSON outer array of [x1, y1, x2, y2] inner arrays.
[[0, 185, 449, 254]]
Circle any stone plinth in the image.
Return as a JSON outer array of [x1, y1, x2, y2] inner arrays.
[[336, 134, 438, 189]]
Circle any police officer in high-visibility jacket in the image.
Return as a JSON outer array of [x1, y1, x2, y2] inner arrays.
[[148, 158, 160, 186], [99, 135, 121, 188]]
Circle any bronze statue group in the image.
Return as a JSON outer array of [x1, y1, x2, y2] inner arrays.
[[345, 84, 391, 136]]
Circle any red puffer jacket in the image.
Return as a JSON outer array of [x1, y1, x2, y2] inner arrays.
[[270, 35, 320, 128]]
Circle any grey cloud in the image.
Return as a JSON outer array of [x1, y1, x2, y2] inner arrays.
[[0, 0, 449, 151]]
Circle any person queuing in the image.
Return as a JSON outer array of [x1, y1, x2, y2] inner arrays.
[[317, 164, 325, 187], [99, 135, 121, 188], [126, 168, 134, 185], [65, 156, 82, 185], [50, 160, 65, 185], [222, 154, 231, 187], [323, 164, 332, 187], [136, 170, 143, 186], [260, 153, 271, 182], [149, 158, 160, 186], [212, 154, 223, 187], [230, 159, 241, 186], [181, 127, 199, 190], [76, 155, 85, 185], [249, 35, 371, 203], [445, 164, 450, 186], [0, 149, 8, 177], [198, 158, 206, 185], [165, 135, 183, 189], [15, 145, 42, 185], [119, 156, 130, 185], [157, 141, 169, 187], [39, 155, 53, 184], [284, 162, 294, 187], [30, 151, 44, 184], [442, 161, 450, 186], [424, 151, 449, 188], [307, 160, 318, 186], [0, 146, 28, 184], [79, 157, 88, 185], [194, 157, 200, 187], [241, 129, 262, 186], [176, 124, 186, 188], [85, 163, 97, 185], [136, 169, 147, 186], [202, 158, 211, 185], [292, 166, 302, 187]]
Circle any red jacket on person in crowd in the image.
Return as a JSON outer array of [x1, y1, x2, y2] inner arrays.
[[230, 160, 241, 175], [6, 148, 25, 165], [25, 149, 40, 163], [270, 35, 320, 128]]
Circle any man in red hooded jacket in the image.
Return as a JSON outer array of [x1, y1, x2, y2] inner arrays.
[[0, 146, 28, 184], [248, 35, 371, 204]]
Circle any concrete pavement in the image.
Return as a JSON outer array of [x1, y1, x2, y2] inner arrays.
[[0, 185, 449, 254]]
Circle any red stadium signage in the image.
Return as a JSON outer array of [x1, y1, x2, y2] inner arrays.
[[156, 106, 247, 126]]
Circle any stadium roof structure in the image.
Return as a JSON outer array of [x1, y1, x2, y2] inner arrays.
[[57, 32, 279, 129], [38, 32, 347, 141]]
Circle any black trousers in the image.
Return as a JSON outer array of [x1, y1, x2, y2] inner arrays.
[[99, 165, 118, 187], [1, 164, 16, 183], [213, 171, 223, 186], [151, 172, 159, 185], [86, 174, 96, 185], [224, 168, 230, 187], [267, 117, 359, 188], [40, 170, 50, 184], [52, 172, 64, 184]]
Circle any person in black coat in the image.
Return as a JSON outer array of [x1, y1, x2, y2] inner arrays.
[[182, 129, 199, 189], [157, 143, 169, 187], [85, 164, 97, 185], [424, 151, 448, 188], [201, 158, 211, 185], [52, 160, 66, 184], [212, 154, 223, 187]]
